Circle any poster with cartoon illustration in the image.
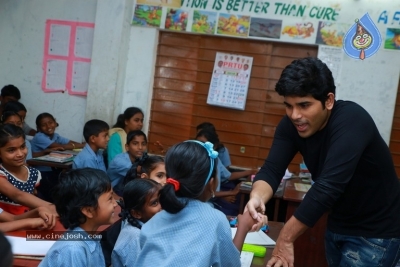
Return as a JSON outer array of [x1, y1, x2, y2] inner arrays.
[[249, 18, 282, 39], [137, 0, 181, 8], [384, 28, 400, 50], [132, 5, 162, 27], [280, 20, 317, 44], [217, 14, 250, 37], [316, 22, 350, 47], [165, 9, 189, 31], [191, 10, 217, 34], [343, 13, 381, 60], [207, 52, 253, 110]]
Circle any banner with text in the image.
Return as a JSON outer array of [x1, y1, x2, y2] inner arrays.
[[132, 0, 400, 49]]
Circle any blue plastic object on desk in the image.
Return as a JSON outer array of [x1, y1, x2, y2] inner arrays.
[[229, 217, 269, 232]]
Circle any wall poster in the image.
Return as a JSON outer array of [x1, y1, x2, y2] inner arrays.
[[207, 52, 253, 110]]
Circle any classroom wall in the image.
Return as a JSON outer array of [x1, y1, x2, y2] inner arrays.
[[121, 0, 400, 144], [85, 0, 158, 135], [1, 0, 400, 144], [0, 0, 97, 141]]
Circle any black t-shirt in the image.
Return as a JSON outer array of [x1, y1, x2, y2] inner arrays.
[[255, 100, 400, 238]]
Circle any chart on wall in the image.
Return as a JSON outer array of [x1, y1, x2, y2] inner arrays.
[[42, 20, 94, 96], [207, 52, 253, 110]]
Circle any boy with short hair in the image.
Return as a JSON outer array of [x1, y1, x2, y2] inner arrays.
[[0, 84, 21, 117], [72, 119, 109, 171], [39, 168, 117, 267]]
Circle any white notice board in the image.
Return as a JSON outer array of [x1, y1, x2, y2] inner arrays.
[[207, 52, 253, 110]]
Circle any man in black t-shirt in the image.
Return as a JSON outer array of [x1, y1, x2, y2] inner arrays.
[[246, 57, 400, 267]]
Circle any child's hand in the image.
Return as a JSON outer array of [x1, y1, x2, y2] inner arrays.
[[37, 207, 57, 229], [222, 195, 236, 203], [233, 182, 242, 195], [237, 211, 263, 233], [29, 218, 50, 229]]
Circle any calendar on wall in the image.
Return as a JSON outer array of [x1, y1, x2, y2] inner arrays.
[[207, 52, 253, 110]]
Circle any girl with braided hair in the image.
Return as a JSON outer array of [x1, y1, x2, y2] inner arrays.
[[123, 154, 166, 186], [135, 141, 267, 266], [111, 178, 161, 267]]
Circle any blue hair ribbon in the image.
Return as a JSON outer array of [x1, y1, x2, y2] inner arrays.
[[185, 140, 218, 185]]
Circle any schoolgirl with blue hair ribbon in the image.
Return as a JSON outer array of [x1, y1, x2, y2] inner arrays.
[[135, 140, 266, 267]]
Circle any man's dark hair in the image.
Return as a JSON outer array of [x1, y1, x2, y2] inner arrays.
[[1, 84, 21, 99], [275, 57, 335, 108], [53, 168, 112, 229], [83, 119, 109, 142]]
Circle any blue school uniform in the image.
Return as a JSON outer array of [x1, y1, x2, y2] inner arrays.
[[72, 144, 106, 172], [135, 199, 241, 267], [31, 132, 70, 172], [111, 220, 142, 267], [218, 147, 231, 167], [25, 139, 32, 160], [107, 152, 132, 188], [38, 227, 105, 267], [217, 159, 231, 191]]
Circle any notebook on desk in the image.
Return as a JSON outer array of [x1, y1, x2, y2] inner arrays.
[[231, 228, 276, 246], [34, 152, 74, 163]]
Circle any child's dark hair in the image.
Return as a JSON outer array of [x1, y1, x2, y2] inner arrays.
[[196, 122, 216, 133], [126, 130, 147, 145], [36, 112, 58, 130], [0, 124, 25, 148], [1, 84, 21, 99], [119, 179, 160, 228], [53, 168, 112, 229], [83, 119, 110, 142], [160, 141, 217, 214], [275, 57, 335, 108], [1, 111, 22, 124], [196, 129, 225, 151], [123, 153, 164, 185], [0, 232, 13, 267], [3, 101, 27, 113], [113, 107, 143, 129]]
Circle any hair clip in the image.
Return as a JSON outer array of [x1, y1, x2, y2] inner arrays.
[[166, 178, 180, 191]]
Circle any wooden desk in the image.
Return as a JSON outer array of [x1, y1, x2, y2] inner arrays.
[[283, 178, 328, 267], [26, 159, 73, 170], [239, 181, 285, 221]]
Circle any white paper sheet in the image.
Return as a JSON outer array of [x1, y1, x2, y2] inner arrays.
[[282, 168, 293, 180], [318, 45, 343, 84], [6, 236, 55, 256], [231, 228, 276, 246], [72, 61, 91, 93], [46, 59, 67, 90], [49, 24, 71, 56], [240, 251, 254, 267], [75, 26, 94, 59]]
